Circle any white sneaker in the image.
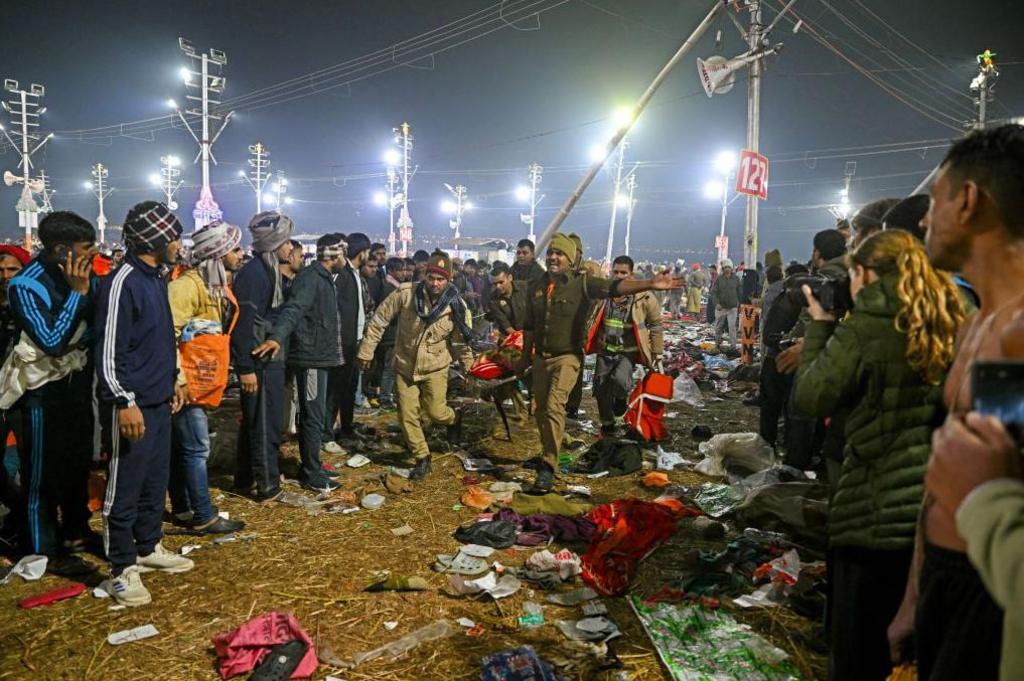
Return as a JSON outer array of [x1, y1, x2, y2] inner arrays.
[[136, 543, 195, 574], [110, 566, 152, 607], [322, 441, 347, 455]]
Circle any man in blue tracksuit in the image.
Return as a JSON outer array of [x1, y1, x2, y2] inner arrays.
[[7, 211, 97, 576], [231, 211, 295, 502], [95, 201, 192, 607]]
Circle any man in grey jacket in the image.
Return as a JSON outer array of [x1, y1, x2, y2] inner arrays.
[[253, 233, 346, 492], [710, 258, 742, 348]]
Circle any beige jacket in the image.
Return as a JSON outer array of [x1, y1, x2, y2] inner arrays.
[[357, 283, 473, 382]]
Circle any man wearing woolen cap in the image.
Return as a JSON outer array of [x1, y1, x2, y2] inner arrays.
[[521, 232, 683, 493], [357, 249, 475, 481], [96, 201, 193, 606]]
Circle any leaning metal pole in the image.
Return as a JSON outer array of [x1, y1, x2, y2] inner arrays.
[[536, 0, 725, 253]]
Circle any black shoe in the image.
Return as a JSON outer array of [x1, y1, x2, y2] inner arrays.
[[322, 467, 340, 479], [49, 554, 97, 577], [249, 639, 308, 681], [300, 478, 340, 493], [254, 488, 283, 504], [409, 456, 432, 481], [63, 530, 103, 555], [446, 409, 464, 443], [193, 516, 246, 535], [526, 465, 555, 495], [742, 396, 761, 407], [600, 424, 617, 437]]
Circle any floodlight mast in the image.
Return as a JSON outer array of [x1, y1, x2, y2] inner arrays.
[[176, 37, 232, 228], [2, 78, 51, 250]]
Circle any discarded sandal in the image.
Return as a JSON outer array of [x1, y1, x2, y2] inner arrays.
[[432, 552, 489, 576]]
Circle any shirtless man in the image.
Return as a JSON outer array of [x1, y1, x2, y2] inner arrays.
[[888, 124, 1024, 680]]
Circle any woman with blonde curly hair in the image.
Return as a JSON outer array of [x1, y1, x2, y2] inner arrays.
[[793, 228, 965, 681]]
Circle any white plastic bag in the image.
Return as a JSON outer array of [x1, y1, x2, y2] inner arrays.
[[695, 433, 774, 476], [670, 374, 704, 407]]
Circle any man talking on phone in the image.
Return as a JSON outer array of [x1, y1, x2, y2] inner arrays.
[[7, 211, 97, 576]]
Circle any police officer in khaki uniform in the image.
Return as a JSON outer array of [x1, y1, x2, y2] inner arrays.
[[486, 261, 529, 420], [357, 250, 474, 481], [522, 233, 682, 493]]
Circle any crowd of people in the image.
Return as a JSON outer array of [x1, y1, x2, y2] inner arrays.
[[0, 124, 1022, 681]]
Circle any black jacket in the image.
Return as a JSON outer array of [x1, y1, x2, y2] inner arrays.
[[231, 257, 287, 373], [511, 260, 545, 283], [486, 281, 528, 335], [335, 262, 369, 348], [269, 262, 344, 368]]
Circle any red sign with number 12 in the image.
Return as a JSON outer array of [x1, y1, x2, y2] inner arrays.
[[735, 149, 769, 200]]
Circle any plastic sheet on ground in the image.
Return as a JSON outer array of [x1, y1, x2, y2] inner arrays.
[[692, 482, 745, 518], [734, 482, 829, 538], [629, 597, 801, 680], [555, 616, 622, 642], [695, 433, 775, 477], [347, 619, 453, 668], [1, 554, 46, 584]]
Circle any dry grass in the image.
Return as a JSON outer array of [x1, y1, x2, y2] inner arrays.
[[0, 385, 825, 680]]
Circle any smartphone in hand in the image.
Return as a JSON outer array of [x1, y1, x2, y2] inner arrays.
[[972, 361, 1024, 442]]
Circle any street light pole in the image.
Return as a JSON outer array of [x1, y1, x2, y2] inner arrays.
[[445, 183, 468, 240], [1, 79, 51, 250], [175, 38, 232, 229], [623, 172, 637, 257], [603, 140, 628, 265], [240, 142, 270, 214], [386, 167, 398, 254], [394, 122, 415, 257], [159, 155, 183, 210], [527, 162, 542, 243], [971, 49, 999, 129], [743, 0, 764, 267], [272, 170, 288, 212], [88, 163, 114, 245]]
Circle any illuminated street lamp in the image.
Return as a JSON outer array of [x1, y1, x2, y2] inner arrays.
[[705, 150, 736, 265]]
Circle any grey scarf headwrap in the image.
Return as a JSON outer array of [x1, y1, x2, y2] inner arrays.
[[191, 220, 242, 301], [248, 211, 295, 307]]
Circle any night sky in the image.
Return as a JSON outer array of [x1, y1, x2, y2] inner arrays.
[[2, 0, 1022, 263]]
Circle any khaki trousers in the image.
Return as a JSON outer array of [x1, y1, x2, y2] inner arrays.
[[395, 370, 455, 459], [687, 287, 703, 314], [532, 353, 582, 469]]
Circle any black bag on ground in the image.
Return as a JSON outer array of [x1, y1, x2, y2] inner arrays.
[[571, 439, 642, 476], [454, 520, 517, 549]]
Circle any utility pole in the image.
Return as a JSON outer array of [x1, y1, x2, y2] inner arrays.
[[602, 140, 628, 265], [240, 142, 271, 214], [1, 79, 52, 250], [623, 172, 637, 256], [174, 38, 233, 229], [394, 123, 414, 257], [158, 155, 183, 210], [523, 162, 543, 243], [271, 170, 288, 211], [38, 169, 54, 214], [742, 0, 765, 267], [386, 166, 399, 254], [971, 49, 998, 130], [445, 183, 469, 240], [86, 163, 114, 245]]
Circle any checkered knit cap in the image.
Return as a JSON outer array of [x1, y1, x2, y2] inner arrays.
[[123, 201, 183, 253]]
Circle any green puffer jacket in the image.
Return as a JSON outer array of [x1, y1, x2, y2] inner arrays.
[[793, 273, 945, 550]]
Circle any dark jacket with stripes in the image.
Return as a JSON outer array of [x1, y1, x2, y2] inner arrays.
[[94, 253, 176, 408]]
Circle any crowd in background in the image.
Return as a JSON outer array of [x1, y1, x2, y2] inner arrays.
[[1, 124, 1023, 681]]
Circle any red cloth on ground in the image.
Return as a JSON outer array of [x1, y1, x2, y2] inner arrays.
[[211, 611, 317, 679], [581, 498, 699, 596]]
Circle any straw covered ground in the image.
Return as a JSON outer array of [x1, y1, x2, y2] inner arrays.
[[0, 386, 827, 680]]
